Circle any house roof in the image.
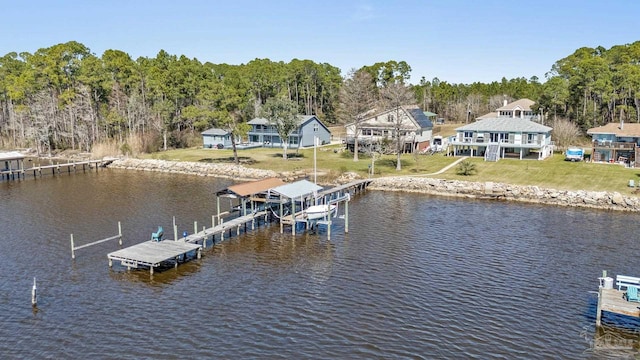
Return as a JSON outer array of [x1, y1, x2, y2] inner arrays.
[[269, 179, 323, 199], [219, 177, 285, 197], [423, 111, 437, 117], [496, 98, 535, 111], [202, 128, 228, 136], [406, 107, 433, 129], [0, 151, 25, 161], [587, 123, 640, 137], [456, 117, 552, 133], [345, 105, 432, 130], [477, 112, 498, 120]]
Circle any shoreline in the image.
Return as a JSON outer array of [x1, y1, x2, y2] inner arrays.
[[108, 158, 640, 213]]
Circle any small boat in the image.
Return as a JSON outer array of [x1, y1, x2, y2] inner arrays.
[[300, 204, 336, 220]]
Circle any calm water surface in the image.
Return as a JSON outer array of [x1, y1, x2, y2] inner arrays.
[[1, 169, 640, 359]]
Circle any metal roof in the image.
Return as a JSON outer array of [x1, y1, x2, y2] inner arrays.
[[423, 111, 437, 117], [456, 118, 552, 133], [0, 151, 25, 161], [248, 115, 321, 126], [269, 179, 323, 199], [220, 177, 285, 197], [202, 128, 229, 136]]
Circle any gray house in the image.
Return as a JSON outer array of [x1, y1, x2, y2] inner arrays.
[[201, 128, 240, 149], [247, 115, 331, 148], [450, 118, 553, 161]]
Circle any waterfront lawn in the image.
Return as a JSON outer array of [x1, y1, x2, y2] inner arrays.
[[432, 154, 640, 194], [146, 146, 640, 194], [145, 145, 458, 178]]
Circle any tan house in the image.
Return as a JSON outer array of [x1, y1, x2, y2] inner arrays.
[[344, 105, 434, 153]]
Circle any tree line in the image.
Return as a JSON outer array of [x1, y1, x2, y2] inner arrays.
[[1, 40, 639, 155]]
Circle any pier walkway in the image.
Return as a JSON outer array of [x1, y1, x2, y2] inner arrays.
[[107, 179, 373, 275]]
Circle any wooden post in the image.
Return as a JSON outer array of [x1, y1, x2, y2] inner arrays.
[[212, 215, 215, 228], [216, 196, 221, 225], [596, 269, 607, 327], [279, 202, 284, 233], [327, 214, 331, 240], [117, 221, 122, 245], [150, 266, 154, 275], [202, 226, 207, 248], [194, 221, 198, 236], [31, 277, 37, 307], [345, 200, 349, 233], [596, 285, 603, 327], [174, 224, 178, 242], [292, 200, 296, 236], [70, 234, 75, 259]]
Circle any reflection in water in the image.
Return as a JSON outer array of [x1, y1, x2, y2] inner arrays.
[[3, 170, 640, 358]]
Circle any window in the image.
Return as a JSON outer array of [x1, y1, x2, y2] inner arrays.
[[527, 133, 536, 144], [313, 123, 319, 132], [387, 114, 394, 122]]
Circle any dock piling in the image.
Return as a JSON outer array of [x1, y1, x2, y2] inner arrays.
[[31, 277, 37, 307]]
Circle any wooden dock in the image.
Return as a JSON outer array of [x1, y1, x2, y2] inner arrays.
[[595, 272, 640, 327], [106, 179, 372, 275], [107, 211, 270, 274], [108, 241, 202, 275], [181, 210, 269, 245], [1, 159, 113, 181], [598, 288, 640, 320]]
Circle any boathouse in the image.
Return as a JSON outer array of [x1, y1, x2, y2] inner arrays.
[[216, 177, 285, 216], [0, 151, 25, 179]]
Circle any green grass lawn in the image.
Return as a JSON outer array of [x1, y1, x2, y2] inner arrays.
[[144, 146, 640, 195]]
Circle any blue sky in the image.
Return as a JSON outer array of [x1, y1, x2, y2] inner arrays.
[[1, 0, 639, 84]]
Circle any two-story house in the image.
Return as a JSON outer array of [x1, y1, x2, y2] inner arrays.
[[344, 105, 433, 154], [450, 99, 553, 161], [247, 115, 331, 148], [202, 115, 331, 149], [586, 122, 640, 166]]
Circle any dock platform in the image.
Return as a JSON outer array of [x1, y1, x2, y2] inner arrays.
[[598, 288, 640, 319], [108, 240, 202, 275]]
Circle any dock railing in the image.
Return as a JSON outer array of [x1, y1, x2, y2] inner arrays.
[[71, 221, 122, 259]]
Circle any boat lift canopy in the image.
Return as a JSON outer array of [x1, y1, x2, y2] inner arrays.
[[268, 179, 323, 202]]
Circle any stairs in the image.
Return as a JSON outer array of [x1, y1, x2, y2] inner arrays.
[[485, 143, 500, 162]]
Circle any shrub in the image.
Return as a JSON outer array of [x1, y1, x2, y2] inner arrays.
[[456, 160, 477, 176]]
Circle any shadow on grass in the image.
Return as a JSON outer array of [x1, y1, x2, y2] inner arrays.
[[199, 157, 256, 165], [270, 153, 305, 159]]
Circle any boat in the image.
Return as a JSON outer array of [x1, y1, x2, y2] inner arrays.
[[299, 204, 337, 220]]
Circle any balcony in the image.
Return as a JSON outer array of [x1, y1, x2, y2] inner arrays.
[[592, 140, 635, 149]]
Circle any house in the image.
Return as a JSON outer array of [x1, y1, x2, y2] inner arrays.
[[450, 99, 553, 161], [344, 105, 434, 153], [247, 115, 331, 148], [586, 122, 640, 166], [201, 128, 240, 149], [491, 98, 537, 120]]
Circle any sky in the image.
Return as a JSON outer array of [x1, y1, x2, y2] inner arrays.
[[1, 0, 639, 84]]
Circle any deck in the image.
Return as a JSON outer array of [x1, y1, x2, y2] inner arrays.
[[108, 240, 202, 274], [599, 288, 640, 318]]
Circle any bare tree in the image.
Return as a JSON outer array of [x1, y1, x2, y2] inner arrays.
[[380, 81, 415, 171], [551, 118, 582, 152], [339, 69, 376, 161]]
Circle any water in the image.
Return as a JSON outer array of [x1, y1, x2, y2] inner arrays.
[[1, 169, 640, 359]]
